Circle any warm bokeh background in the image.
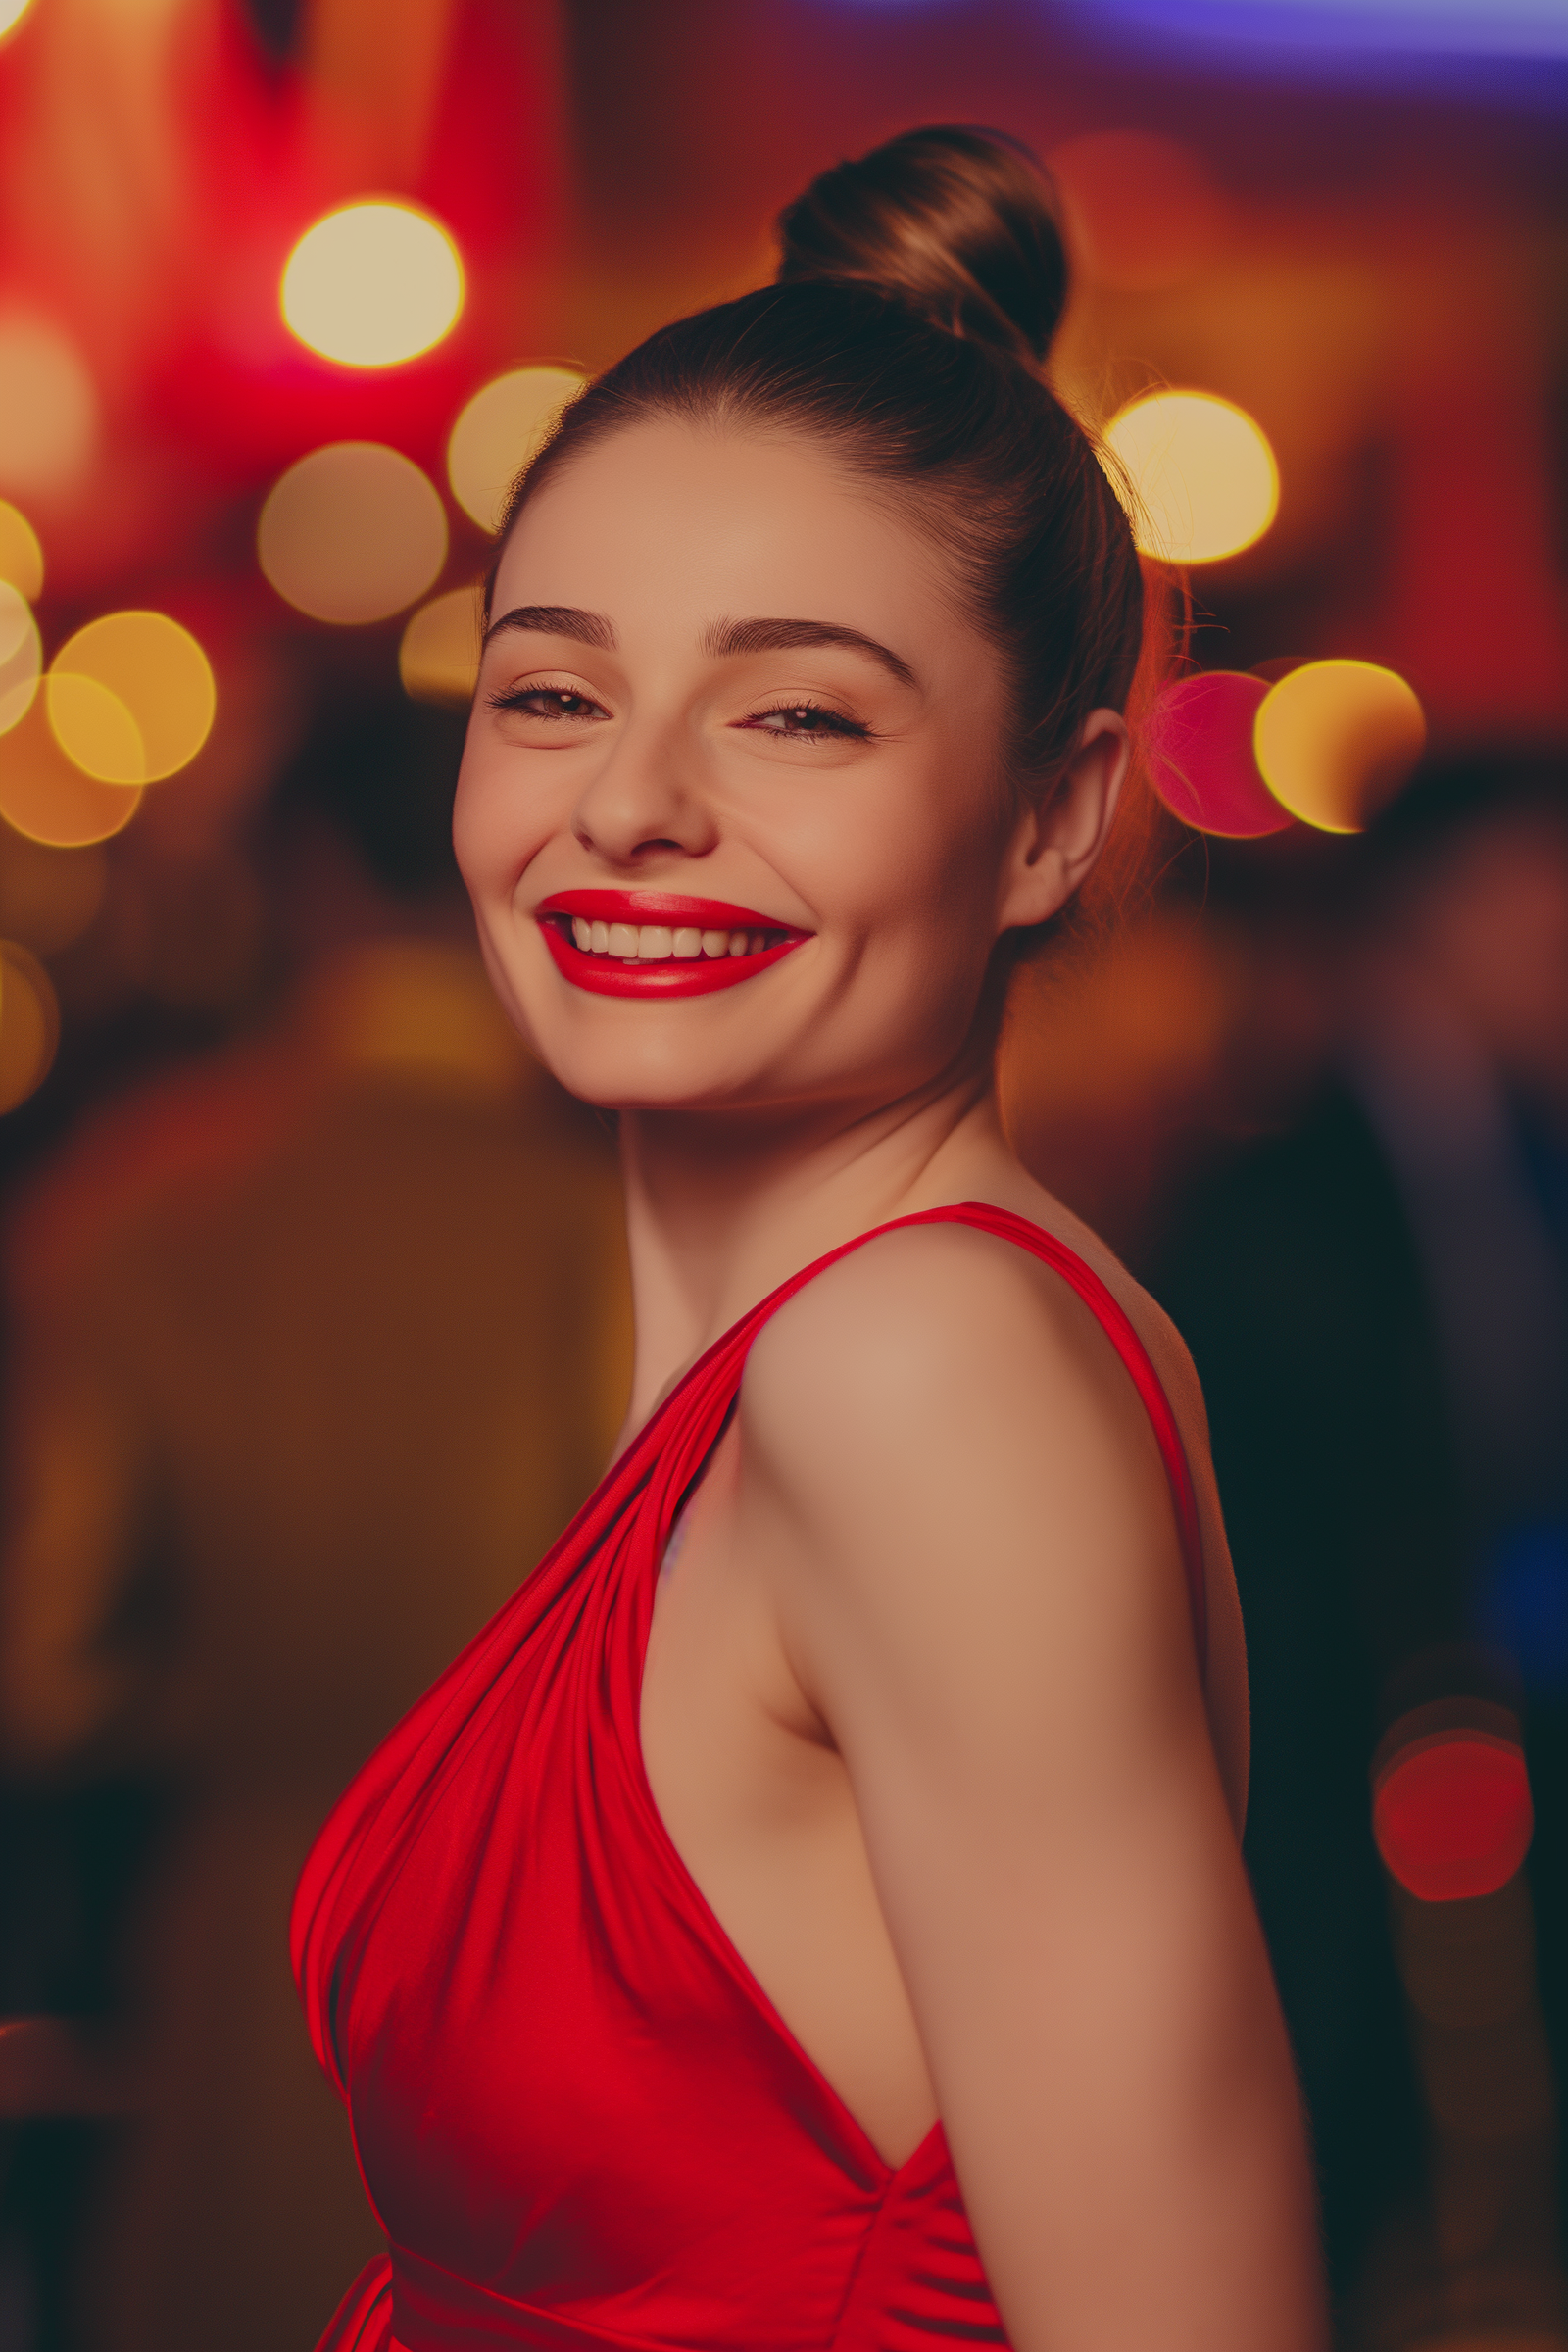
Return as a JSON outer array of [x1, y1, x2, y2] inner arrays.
[[0, 4, 1565, 2349]]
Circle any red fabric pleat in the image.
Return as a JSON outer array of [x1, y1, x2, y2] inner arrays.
[[317, 2254, 394, 2352]]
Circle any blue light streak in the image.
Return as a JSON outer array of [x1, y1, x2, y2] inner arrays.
[[1067, 0, 1568, 59]]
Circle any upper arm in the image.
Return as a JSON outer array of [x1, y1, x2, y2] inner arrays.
[[736, 1225, 1323, 2352], [742, 1224, 1205, 1841]]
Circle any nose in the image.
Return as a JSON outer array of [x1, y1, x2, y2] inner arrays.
[[571, 724, 719, 869]]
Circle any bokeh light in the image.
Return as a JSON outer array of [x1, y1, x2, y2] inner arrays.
[[310, 941, 529, 1094], [400, 587, 483, 706], [0, 502, 43, 601], [259, 443, 449, 625], [0, 583, 41, 739], [1146, 670, 1292, 838], [48, 612, 216, 784], [0, 939, 59, 1113], [46, 672, 142, 785], [1375, 1730, 1534, 1903], [281, 203, 465, 368], [0, 696, 142, 847], [0, 0, 37, 40], [447, 367, 586, 533], [0, 828, 106, 956], [0, 313, 99, 500], [1254, 658, 1426, 833], [1103, 389, 1279, 564]]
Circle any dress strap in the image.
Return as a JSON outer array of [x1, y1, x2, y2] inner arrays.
[[726, 1202, 1207, 1672]]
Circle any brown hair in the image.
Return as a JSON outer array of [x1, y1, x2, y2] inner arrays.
[[492, 126, 1152, 906], [774, 125, 1067, 367]]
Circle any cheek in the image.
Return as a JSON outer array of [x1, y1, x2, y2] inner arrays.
[[453, 744, 550, 903], [822, 766, 1004, 952]]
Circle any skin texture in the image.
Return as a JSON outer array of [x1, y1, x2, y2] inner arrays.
[[455, 416, 1328, 2352]]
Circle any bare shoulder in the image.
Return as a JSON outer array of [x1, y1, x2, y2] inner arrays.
[[744, 1216, 1146, 1448], [741, 1219, 1195, 1653], [738, 1213, 1245, 1818]]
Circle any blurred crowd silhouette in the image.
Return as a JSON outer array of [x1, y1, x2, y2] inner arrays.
[[1147, 757, 1568, 2343]]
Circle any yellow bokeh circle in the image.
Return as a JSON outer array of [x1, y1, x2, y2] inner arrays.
[[46, 672, 142, 784], [447, 367, 586, 534], [259, 443, 449, 625], [0, 0, 38, 42], [0, 582, 41, 739], [1103, 389, 1279, 565], [281, 202, 465, 368], [0, 938, 59, 1113], [0, 502, 43, 601], [400, 587, 483, 707], [0, 696, 142, 847], [1254, 660, 1426, 835], [48, 612, 216, 784]]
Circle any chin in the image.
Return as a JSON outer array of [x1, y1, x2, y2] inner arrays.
[[537, 1032, 804, 1116], [489, 986, 772, 1109], [478, 926, 977, 1121], [480, 928, 812, 1112], [527, 1013, 967, 1130]]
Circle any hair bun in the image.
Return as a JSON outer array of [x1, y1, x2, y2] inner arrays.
[[775, 125, 1067, 367]]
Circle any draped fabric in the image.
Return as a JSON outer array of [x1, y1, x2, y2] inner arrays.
[[293, 1205, 1205, 2352]]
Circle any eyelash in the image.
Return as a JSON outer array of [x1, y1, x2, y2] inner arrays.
[[486, 685, 872, 743], [744, 700, 870, 743], [487, 682, 602, 721]]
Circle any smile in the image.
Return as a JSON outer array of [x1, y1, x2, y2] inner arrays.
[[535, 891, 810, 999]]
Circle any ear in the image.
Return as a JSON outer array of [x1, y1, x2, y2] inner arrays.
[[995, 710, 1130, 936]]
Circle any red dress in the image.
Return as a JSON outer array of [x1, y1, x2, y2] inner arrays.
[[293, 1205, 1205, 2352]]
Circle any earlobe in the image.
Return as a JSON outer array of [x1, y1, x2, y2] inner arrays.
[[997, 710, 1130, 935]]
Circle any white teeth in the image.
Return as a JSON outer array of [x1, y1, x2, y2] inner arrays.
[[564, 914, 786, 961]]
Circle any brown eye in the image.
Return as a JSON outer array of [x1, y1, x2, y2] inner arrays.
[[489, 686, 607, 722], [746, 704, 868, 740]]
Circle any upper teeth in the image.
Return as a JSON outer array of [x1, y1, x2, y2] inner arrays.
[[568, 918, 778, 961]]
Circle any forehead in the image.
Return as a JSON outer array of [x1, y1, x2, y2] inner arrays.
[[491, 416, 962, 647]]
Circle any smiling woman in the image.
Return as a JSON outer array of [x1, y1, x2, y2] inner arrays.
[[294, 126, 1326, 2352]]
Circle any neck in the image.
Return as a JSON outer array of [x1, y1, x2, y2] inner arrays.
[[616, 1048, 1009, 1434]]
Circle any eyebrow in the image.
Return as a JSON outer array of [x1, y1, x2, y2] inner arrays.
[[481, 604, 918, 691], [704, 616, 917, 689], [483, 604, 617, 652]]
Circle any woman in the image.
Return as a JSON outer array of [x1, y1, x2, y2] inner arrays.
[[294, 127, 1327, 2351]]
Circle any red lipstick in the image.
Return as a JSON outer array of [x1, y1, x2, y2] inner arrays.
[[535, 890, 810, 999]]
